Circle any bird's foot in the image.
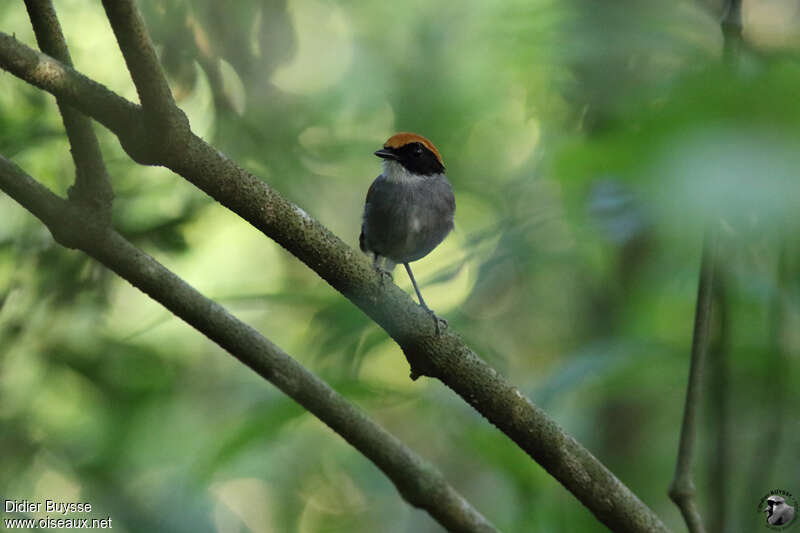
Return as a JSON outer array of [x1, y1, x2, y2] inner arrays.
[[374, 265, 393, 288], [423, 306, 447, 336]]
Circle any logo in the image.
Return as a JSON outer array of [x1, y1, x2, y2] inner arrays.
[[758, 490, 797, 529]]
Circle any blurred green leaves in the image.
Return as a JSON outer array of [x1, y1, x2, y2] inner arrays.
[[557, 61, 800, 245]]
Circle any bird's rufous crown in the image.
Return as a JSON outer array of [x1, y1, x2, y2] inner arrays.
[[384, 132, 444, 166]]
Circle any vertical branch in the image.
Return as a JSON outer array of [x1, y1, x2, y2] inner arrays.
[[720, 0, 743, 65], [706, 264, 730, 533], [669, 2, 742, 530], [669, 236, 716, 533], [24, 0, 113, 219]]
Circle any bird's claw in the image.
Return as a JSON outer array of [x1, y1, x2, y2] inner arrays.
[[424, 307, 447, 335], [374, 265, 393, 288]]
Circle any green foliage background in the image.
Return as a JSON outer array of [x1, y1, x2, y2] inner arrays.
[[1, 0, 799, 531]]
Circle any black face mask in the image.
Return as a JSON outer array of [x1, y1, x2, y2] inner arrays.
[[376, 142, 445, 176]]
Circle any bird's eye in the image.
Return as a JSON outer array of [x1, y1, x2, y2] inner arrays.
[[414, 146, 423, 156]]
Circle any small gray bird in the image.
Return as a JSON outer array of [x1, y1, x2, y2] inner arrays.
[[360, 133, 455, 334]]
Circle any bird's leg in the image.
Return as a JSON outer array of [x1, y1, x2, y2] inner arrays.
[[404, 263, 447, 335], [373, 255, 393, 287]]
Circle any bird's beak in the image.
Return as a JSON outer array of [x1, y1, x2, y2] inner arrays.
[[374, 148, 398, 160]]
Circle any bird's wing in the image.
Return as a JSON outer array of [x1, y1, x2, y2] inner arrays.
[[360, 175, 385, 252], [364, 174, 386, 206]]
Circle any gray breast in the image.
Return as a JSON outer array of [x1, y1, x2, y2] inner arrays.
[[362, 173, 455, 263]]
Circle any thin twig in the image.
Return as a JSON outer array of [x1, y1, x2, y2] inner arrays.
[[707, 264, 730, 533], [669, 1, 743, 530], [0, 154, 498, 533], [720, 0, 743, 65], [0, 32, 671, 533], [669, 236, 716, 533], [24, 0, 113, 218]]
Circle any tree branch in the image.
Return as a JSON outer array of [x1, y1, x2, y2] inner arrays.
[[99, 0, 192, 167], [706, 264, 730, 533], [100, 0, 180, 127], [0, 153, 498, 533], [0, 32, 142, 138], [669, 236, 716, 533], [0, 32, 670, 533], [24, 0, 113, 218], [720, 0, 743, 64], [669, 1, 743, 529]]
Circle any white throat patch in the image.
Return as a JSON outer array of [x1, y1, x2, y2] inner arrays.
[[382, 160, 421, 183], [382, 160, 446, 184]]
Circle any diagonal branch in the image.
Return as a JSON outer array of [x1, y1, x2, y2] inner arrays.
[[0, 32, 142, 136], [100, 0, 179, 124], [24, 0, 113, 218], [0, 154, 498, 533], [0, 33, 670, 533]]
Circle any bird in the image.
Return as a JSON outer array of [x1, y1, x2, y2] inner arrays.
[[359, 132, 455, 334], [765, 495, 796, 526]]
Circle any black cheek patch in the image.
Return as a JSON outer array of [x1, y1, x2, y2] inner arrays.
[[396, 143, 445, 175]]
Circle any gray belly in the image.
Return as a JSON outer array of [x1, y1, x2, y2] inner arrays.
[[362, 175, 455, 263]]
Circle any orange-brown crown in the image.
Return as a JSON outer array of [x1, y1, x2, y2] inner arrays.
[[384, 132, 444, 166]]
